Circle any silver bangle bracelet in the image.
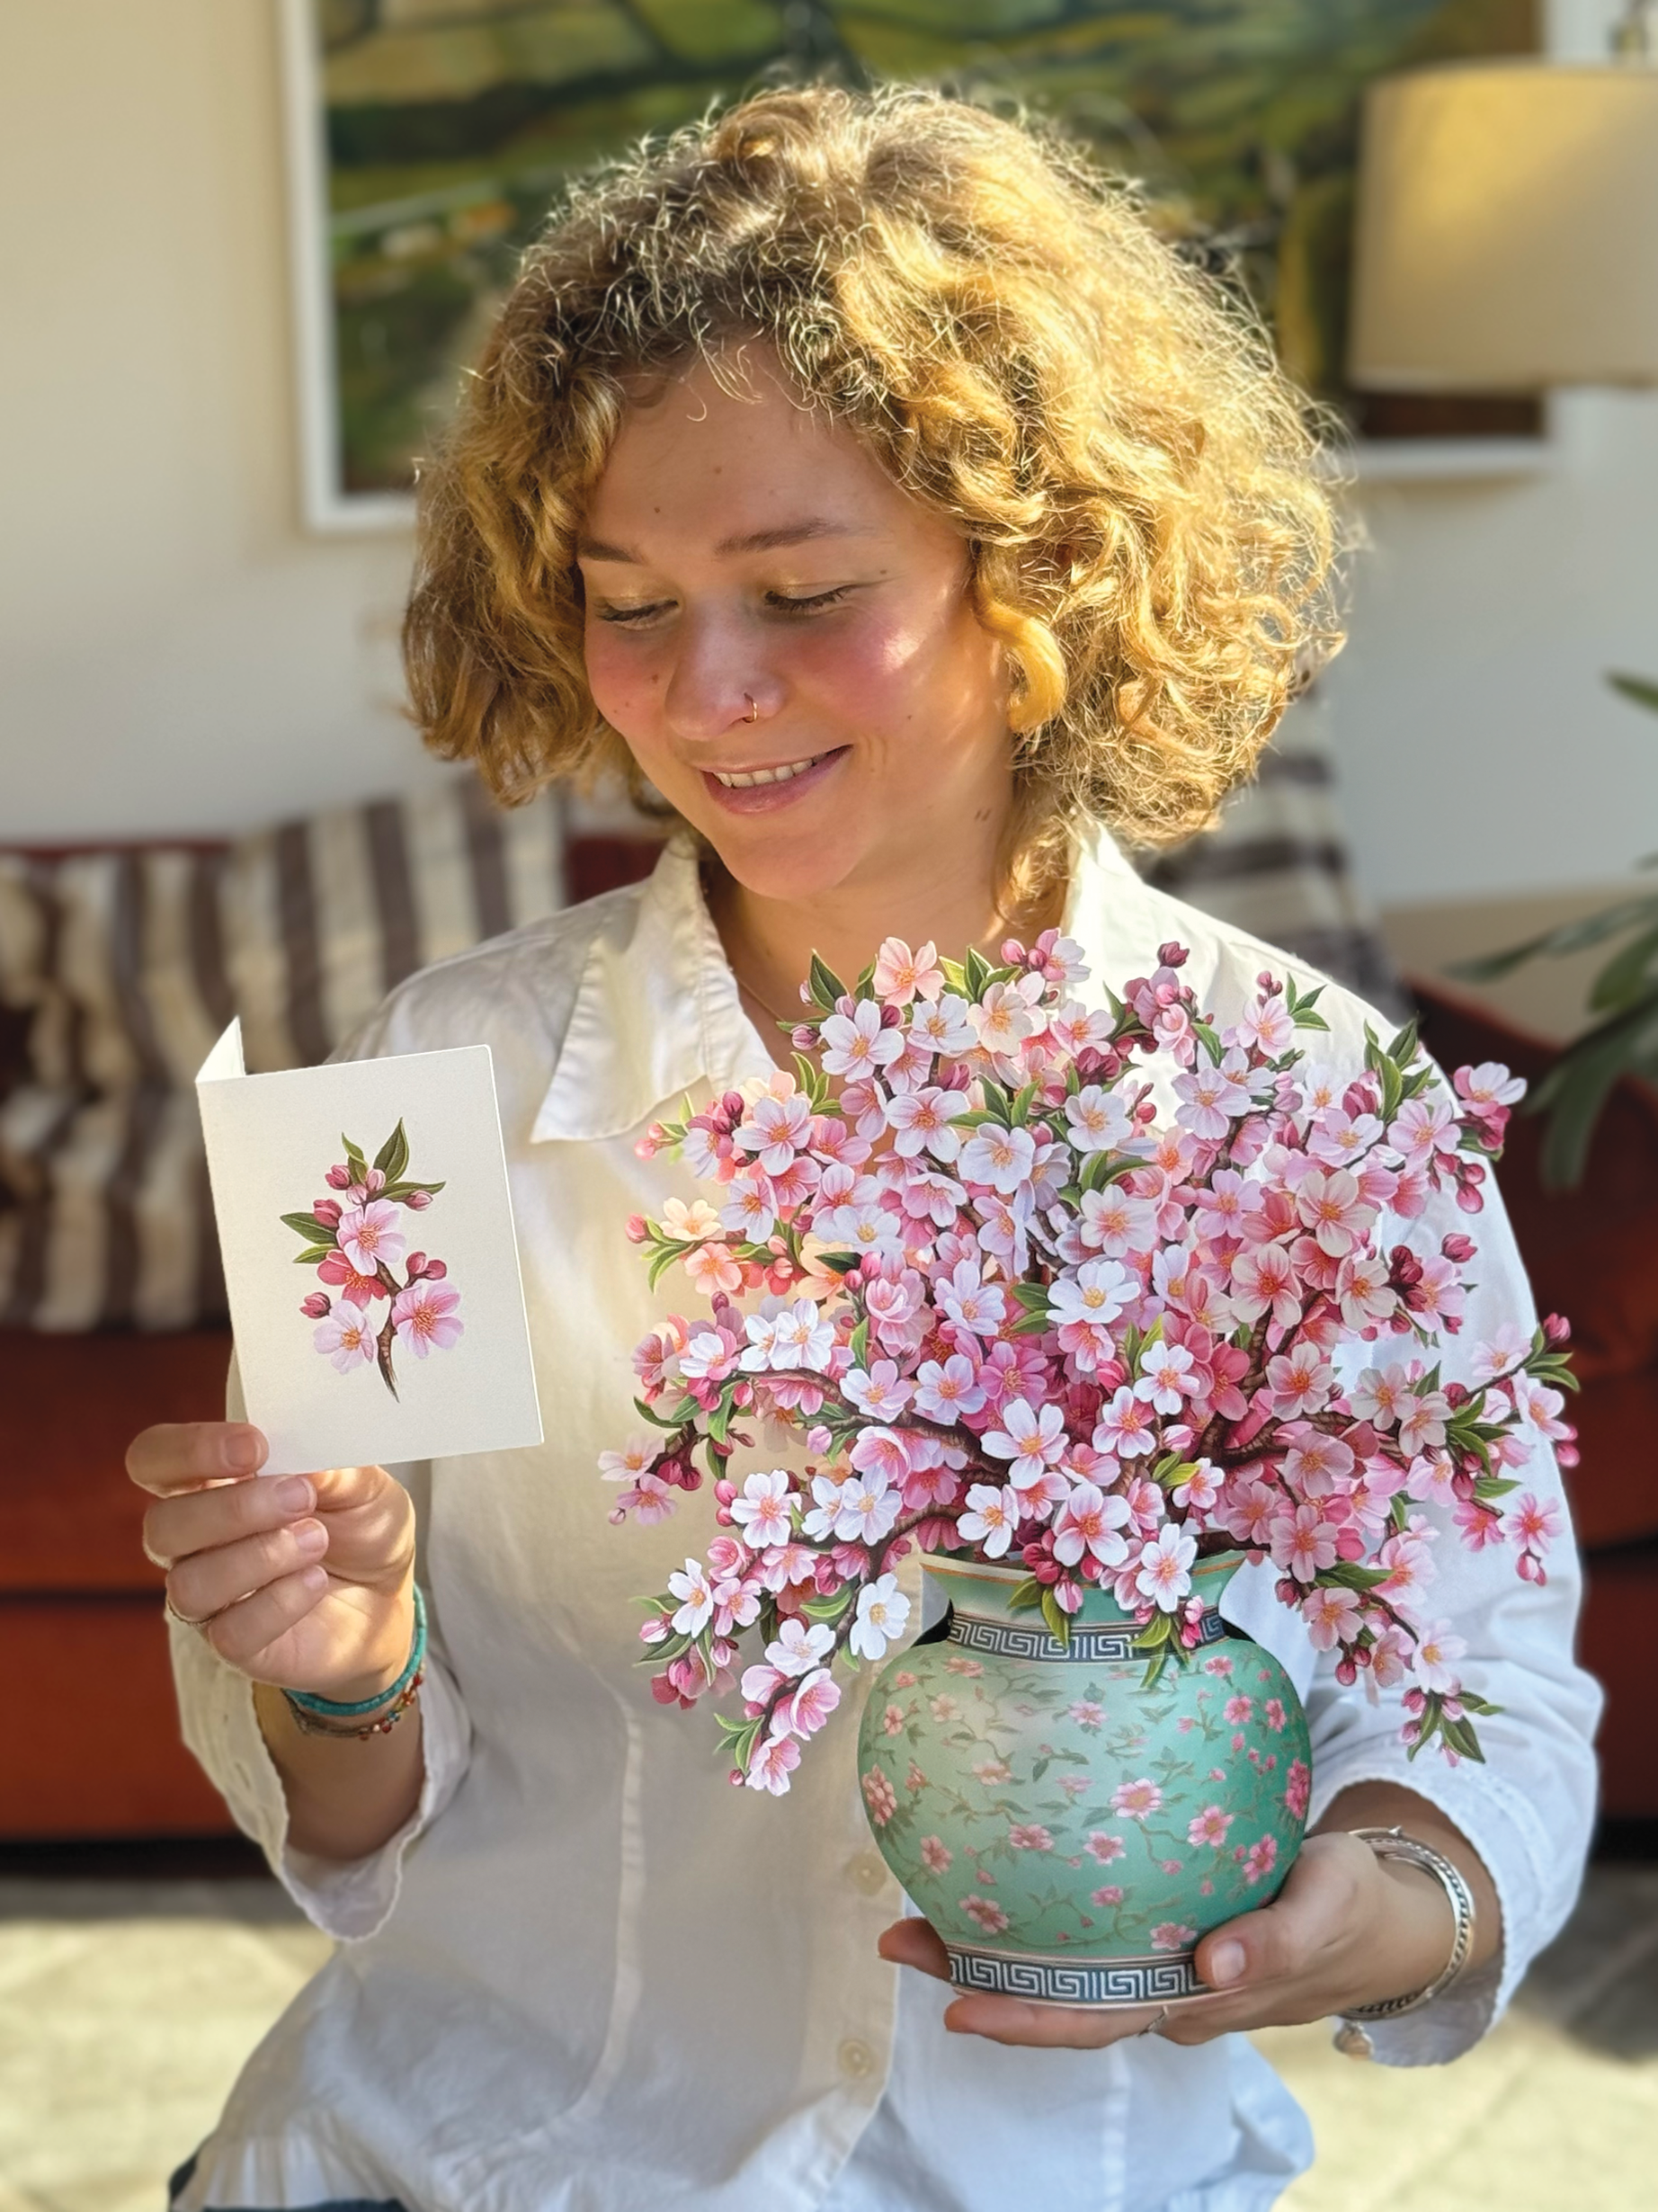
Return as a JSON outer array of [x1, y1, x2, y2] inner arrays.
[[1333, 1825, 1477, 2061]]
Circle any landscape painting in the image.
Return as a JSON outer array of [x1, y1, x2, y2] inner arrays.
[[284, 0, 1538, 523]]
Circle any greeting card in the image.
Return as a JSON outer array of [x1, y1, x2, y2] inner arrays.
[[197, 1022, 542, 1476]]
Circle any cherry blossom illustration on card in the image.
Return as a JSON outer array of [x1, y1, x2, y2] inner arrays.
[[196, 1021, 540, 1476], [281, 1119, 462, 1397]]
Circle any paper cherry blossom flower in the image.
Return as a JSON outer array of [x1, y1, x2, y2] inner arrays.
[[315, 1309, 377, 1371], [390, 1276, 462, 1359], [338, 1198, 406, 1278]]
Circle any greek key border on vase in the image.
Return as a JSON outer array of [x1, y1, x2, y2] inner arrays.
[[949, 1609, 1229, 1665], [945, 1941, 1205, 2008]]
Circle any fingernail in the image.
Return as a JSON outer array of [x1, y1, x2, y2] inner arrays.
[[299, 1565, 329, 1595], [275, 1476, 315, 1512], [223, 1429, 263, 1474], [291, 1519, 327, 1556], [1208, 1940, 1245, 1987]]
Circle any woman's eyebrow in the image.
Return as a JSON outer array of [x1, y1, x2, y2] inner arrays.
[[575, 520, 874, 563]]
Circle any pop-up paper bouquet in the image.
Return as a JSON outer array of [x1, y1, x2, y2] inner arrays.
[[601, 933, 1574, 2003]]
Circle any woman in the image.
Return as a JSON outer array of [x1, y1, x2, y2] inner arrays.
[[135, 86, 1597, 2212]]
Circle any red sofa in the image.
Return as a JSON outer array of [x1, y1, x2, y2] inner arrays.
[[0, 959, 1646, 1837]]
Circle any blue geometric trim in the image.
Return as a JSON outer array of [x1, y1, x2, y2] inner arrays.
[[949, 1607, 1229, 1665], [945, 1941, 1204, 2008]]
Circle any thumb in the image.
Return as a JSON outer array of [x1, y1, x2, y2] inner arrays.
[[1193, 1833, 1362, 1993]]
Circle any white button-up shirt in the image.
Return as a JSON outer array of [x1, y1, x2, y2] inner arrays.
[[169, 831, 1600, 2212]]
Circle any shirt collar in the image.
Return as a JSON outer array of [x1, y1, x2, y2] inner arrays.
[[532, 833, 768, 1144], [531, 820, 1147, 1145]]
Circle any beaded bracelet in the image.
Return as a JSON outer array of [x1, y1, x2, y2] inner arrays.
[[283, 1669, 424, 1741], [282, 1584, 427, 1720]]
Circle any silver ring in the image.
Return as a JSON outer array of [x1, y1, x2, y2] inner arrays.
[[1136, 2005, 1170, 2038], [165, 1589, 216, 1630]]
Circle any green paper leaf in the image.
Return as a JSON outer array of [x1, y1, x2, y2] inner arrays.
[[373, 1119, 409, 1183], [291, 1245, 335, 1266], [1039, 1589, 1073, 1646], [281, 1210, 335, 1243]]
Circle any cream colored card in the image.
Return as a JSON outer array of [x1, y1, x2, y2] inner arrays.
[[197, 1021, 542, 1476]]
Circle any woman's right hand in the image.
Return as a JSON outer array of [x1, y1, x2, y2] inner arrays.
[[129, 1422, 417, 1703]]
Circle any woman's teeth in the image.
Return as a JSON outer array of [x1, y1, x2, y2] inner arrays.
[[713, 754, 822, 788]]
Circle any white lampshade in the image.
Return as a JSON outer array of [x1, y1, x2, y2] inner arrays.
[[1349, 60, 1658, 390]]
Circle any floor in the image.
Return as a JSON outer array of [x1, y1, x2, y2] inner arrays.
[[1, 1863, 1654, 2212]]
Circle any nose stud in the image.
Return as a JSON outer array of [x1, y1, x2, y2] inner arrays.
[[744, 694, 760, 723]]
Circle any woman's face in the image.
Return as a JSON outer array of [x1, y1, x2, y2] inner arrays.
[[577, 351, 1012, 911]]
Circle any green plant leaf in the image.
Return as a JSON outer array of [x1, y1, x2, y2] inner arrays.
[[1609, 672, 1658, 714], [1449, 894, 1658, 982], [1039, 1589, 1073, 1646], [1006, 1575, 1045, 1614], [964, 946, 993, 999], [373, 1119, 409, 1182], [1530, 986, 1658, 1187], [1588, 922, 1658, 1013]]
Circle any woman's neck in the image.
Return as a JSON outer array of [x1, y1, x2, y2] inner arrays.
[[704, 835, 1068, 1048]]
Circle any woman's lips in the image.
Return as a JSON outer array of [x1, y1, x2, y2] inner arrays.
[[700, 746, 850, 815]]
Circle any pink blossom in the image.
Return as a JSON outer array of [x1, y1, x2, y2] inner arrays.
[[390, 1277, 463, 1358], [1110, 1778, 1163, 1821], [1295, 1167, 1371, 1257], [1053, 1481, 1133, 1569], [1285, 1759, 1312, 1819], [919, 1833, 952, 1874], [960, 1892, 1010, 1935], [1090, 1884, 1126, 1907], [957, 1482, 1021, 1558], [1151, 1921, 1199, 1952], [747, 1730, 802, 1795], [1092, 1384, 1159, 1461], [874, 936, 944, 1006], [884, 1084, 967, 1162], [781, 1667, 842, 1737], [730, 1468, 795, 1548], [958, 1122, 1038, 1194], [316, 1249, 388, 1307], [1300, 1583, 1359, 1649], [1240, 1835, 1279, 1886], [1007, 1824, 1054, 1851], [984, 1397, 1068, 1488], [337, 1198, 406, 1279], [1086, 1830, 1127, 1861], [314, 1308, 376, 1371], [1188, 1805, 1234, 1847], [861, 1768, 898, 1824], [1135, 1523, 1196, 1611]]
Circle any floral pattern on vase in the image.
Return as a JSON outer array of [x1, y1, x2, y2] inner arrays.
[[856, 1552, 1312, 2008]]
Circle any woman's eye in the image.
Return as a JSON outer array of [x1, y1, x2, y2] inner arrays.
[[596, 602, 671, 626], [767, 586, 852, 616]]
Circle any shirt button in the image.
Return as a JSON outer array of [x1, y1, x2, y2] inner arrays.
[[849, 1852, 887, 1895], [838, 2038, 876, 2082]]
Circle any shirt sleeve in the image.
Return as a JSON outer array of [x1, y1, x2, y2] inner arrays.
[[1303, 1167, 1601, 2066], [166, 1412, 475, 1941]]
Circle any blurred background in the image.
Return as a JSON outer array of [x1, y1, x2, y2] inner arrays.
[[3, 4, 1656, 2208]]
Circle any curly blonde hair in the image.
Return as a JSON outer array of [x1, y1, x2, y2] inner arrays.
[[405, 82, 1345, 906]]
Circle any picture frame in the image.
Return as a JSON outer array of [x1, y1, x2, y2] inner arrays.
[[279, 0, 1551, 535]]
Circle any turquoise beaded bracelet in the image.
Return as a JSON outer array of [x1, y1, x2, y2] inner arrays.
[[284, 1584, 427, 1718]]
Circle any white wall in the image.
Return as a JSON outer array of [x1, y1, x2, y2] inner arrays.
[[1, 0, 1653, 890], [0, 0, 428, 841]]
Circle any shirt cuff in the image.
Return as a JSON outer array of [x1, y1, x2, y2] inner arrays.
[[1307, 1747, 1564, 2067], [168, 1614, 471, 1942]]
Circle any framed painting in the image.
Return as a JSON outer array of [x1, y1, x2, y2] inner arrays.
[[281, 0, 1541, 531]]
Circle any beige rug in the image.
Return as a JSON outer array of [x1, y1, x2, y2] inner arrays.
[[1, 1868, 1654, 2211]]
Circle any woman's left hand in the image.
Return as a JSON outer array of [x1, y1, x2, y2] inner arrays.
[[878, 1822, 1465, 2048]]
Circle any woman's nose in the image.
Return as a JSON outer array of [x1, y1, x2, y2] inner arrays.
[[662, 610, 771, 740]]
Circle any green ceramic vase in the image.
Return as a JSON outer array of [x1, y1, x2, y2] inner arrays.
[[855, 1551, 1312, 2009]]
